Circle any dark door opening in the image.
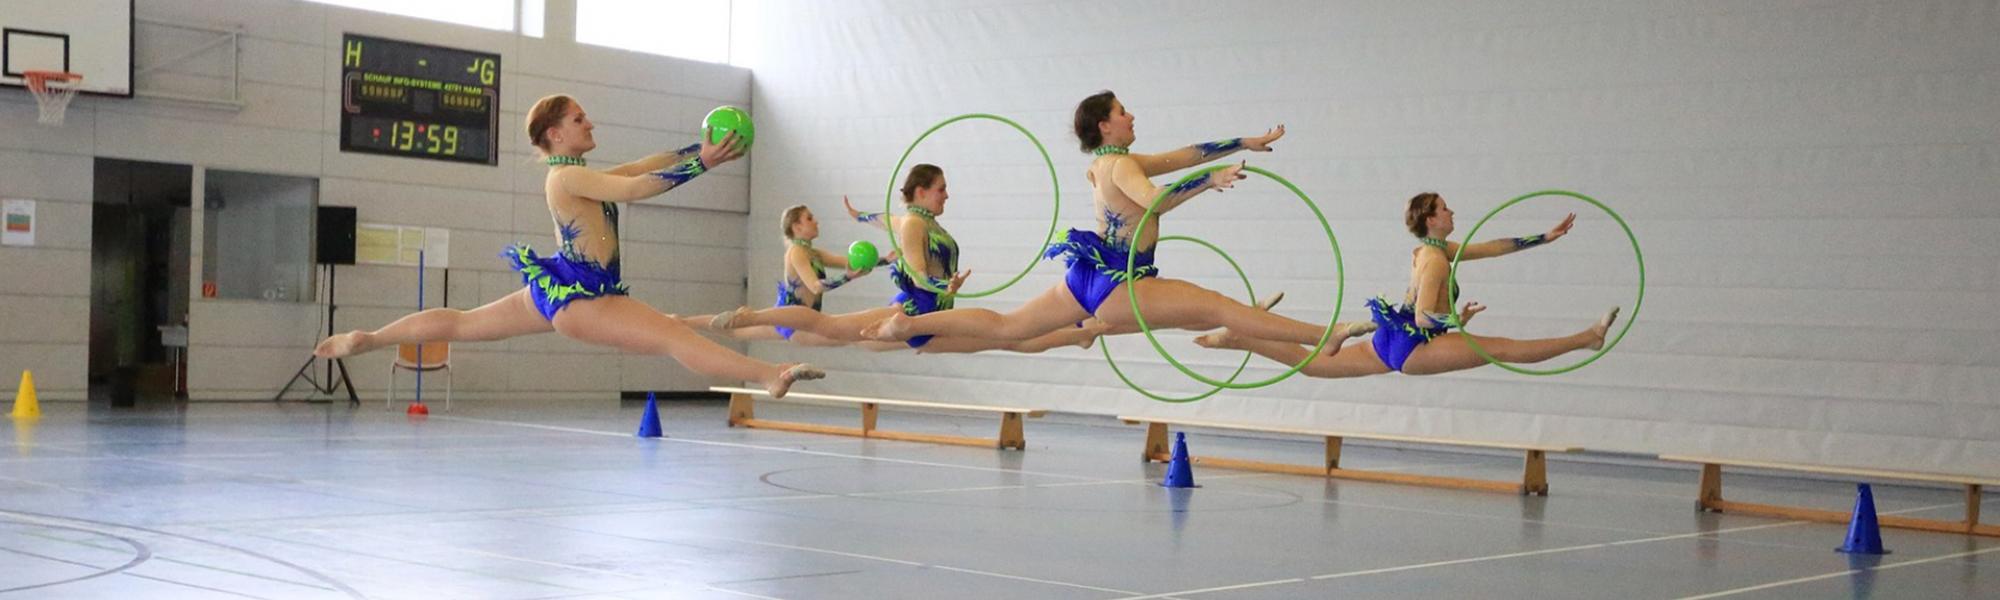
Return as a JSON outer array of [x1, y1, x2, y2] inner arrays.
[[90, 158, 192, 406]]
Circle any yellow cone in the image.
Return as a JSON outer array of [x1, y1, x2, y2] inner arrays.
[[11, 370, 40, 419]]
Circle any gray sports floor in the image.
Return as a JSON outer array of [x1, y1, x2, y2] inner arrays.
[[2, 399, 1993, 599]]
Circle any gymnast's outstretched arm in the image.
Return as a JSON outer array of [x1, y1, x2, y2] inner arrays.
[[1109, 155, 1245, 217], [556, 132, 744, 202], [846, 195, 891, 231], [1446, 213, 1576, 261], [603, 142, 700, 176], [1130, 125, 1283, 176]]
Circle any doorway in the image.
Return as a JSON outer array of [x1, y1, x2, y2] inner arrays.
[[90, 158, 192, 406]]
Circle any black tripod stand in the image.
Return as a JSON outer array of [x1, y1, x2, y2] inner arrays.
[[275, 262, 359, 405]]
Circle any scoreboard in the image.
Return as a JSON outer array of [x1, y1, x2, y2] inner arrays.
[[339, 34, 500, 165]]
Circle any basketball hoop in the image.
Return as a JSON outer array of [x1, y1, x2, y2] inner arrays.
[[23, 71, 82, 126]]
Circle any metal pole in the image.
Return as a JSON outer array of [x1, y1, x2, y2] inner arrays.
[[415, 250, 425, 406]]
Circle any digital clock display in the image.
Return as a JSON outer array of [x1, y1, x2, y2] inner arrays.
[[339, 34, 500, 165]]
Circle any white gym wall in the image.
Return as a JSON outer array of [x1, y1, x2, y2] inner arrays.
[[736, 0, 2000, 474], [0, 0, 753, 401]]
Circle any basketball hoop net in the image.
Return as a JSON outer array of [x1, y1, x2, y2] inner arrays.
[[23, 71, 82, 126]]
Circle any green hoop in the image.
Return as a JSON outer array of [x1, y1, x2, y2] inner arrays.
[[1447, 189, 1644, 375], [1101, 235, 1259, 403], [884, 113, 1059, 298], [1122, 164, 1344, 390]]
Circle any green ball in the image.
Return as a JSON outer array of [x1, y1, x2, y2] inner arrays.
[[703, 105, 755, 151], [847, 240, 879, 270]]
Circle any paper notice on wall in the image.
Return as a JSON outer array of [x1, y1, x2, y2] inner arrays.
[[422, 227, 450, 268], [357, 223, 401, 264], [2, 199, 34, 246], [398, 227, 426, 264], [357, 222, 450, 268]]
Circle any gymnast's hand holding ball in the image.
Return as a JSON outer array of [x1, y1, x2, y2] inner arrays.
[[845, 241, 896, 277], [697, 127, 747, 169], [698, 105, 754, 167], [703, 105, 754, 147]]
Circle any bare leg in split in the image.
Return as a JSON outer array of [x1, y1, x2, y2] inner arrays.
[[318, 290, 822, 398], [700, 305, 1111, 354], [862, 280, 1373, 352], [1194, 308, 1617, 378]]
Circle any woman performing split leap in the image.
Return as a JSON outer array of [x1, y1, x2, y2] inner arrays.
[[1195, 192, 1619, 377], [706, 166, 1105, 354], [688, 203, 896, 345], [315, 94, 823, 397], [860, 91, 1373, 349]]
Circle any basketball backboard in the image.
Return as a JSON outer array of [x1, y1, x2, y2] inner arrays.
[[1, 0, 134, 97]]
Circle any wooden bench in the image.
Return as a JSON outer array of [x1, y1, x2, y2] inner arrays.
[[712, 386, 1045, 450], [1660, 455, 1999, 537], [1119, 416, 1581, 495]]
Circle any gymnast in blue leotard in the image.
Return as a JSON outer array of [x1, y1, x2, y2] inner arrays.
[[882, 173, 959, 349], [693, 205, 893, 344], [1195, 192, 1620, 378], [316, 94, 822, 398]]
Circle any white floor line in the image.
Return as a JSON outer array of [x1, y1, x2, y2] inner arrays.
[[702, 586, 791, 600], [687, 534, 928, 566], [1676, 544, 2000, 600], [1106, 577, 1309, 600], [927, 565, 1143, 595], [1310, 545, 1618, 580]]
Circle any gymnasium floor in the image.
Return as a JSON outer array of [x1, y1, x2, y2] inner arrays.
[[2, 399, 1993, 599]]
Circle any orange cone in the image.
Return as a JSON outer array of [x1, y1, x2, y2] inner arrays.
[[11, 370, 40, 419]]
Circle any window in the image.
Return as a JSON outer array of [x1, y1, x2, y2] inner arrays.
[[577, 0, 733, 64], [307, 0, 515, 32], [520, 0, 544, 38], [202, 171, 318, 302]]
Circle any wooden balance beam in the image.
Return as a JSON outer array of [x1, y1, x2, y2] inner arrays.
[[712, 386, 1045, 450], [1119, 416, 1581, 495], [1659, 455, 2000, 537]]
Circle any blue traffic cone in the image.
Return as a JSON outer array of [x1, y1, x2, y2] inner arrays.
[[1161, 432, 1199, 488], [636, 393, 663, 438], [1836, 483, 1890, 554]]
